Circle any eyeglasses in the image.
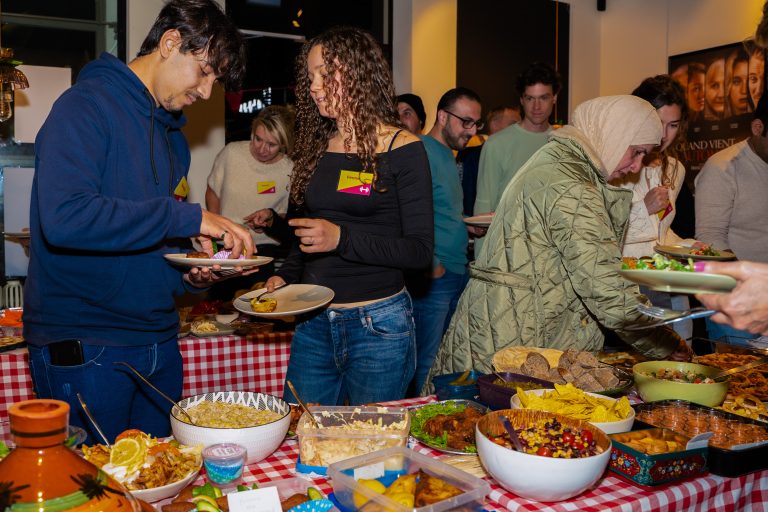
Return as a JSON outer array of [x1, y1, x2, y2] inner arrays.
[[443, 110, 485, 130]]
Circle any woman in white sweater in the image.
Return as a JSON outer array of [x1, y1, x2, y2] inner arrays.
[[616, 75, 696, 258], [613, 75, 701, 339]]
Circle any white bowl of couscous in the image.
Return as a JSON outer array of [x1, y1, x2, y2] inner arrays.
[[171, 391, 291, 464]]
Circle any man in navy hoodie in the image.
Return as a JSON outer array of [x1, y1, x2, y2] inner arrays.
[[23, 0, 253, 441]]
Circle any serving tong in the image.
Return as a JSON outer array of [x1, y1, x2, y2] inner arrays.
[[76, 393, 111, 447], [711, 356, 768, 382]]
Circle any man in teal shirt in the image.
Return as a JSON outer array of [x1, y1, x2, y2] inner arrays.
[[474, 62, 561, 256], [410, 87, 483, 395]]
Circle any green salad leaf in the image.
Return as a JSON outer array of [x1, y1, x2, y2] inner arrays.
[[0, 441, 10, 459], [410, 401, 477, 453]]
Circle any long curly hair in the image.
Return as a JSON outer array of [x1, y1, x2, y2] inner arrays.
[[290, 26, 399, 205], [632, 75, 688, 188]]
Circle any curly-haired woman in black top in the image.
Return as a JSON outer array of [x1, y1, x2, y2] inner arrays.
[[264, 26, 434, 405]]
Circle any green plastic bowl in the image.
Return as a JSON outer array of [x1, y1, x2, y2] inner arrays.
[[632, 361, 729, 407]]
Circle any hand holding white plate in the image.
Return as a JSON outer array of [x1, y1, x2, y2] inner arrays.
[[463, 213, 494, 227], [164, 253, 273, 269], [619, 269, 737, 294], [234, 284, 334, 317]]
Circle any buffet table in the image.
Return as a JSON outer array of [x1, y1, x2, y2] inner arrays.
[[0, 332, 293, 425], [225, 395, 768, 512]]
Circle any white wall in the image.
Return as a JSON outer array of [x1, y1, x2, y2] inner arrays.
[[127, 0, 225, 206]]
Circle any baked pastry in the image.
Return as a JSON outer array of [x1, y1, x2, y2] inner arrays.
[[250, 297, 277, 313]]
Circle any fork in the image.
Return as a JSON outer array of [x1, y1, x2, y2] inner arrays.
[[636, 303, 712, 320], [626, 304, 716, 330]]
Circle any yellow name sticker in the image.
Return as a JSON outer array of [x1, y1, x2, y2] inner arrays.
[[337, 170, 373, 196], [173, 176, 190, 201], [257, 181, 276, 194]]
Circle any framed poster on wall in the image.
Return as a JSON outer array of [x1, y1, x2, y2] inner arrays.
[[669, 40, 766, 177]]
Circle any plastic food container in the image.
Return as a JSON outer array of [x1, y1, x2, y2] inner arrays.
[[477, 372, 554, 410], [297, 405, 409, 469], [202, 443, 246, 485], [608, 428, 708, 487], [633, 399, 768, 477], [432, 370, 484, 401], [327, 446, 490, 512]]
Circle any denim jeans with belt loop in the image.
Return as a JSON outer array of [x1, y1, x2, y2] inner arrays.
[[282, 289, 416, 405]]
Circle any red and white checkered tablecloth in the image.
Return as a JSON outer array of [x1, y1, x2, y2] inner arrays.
[[178, 332, 292, 398], [0, 348, 33, 423], [212, 396, 768, 512], [0, 332, 293, 429]]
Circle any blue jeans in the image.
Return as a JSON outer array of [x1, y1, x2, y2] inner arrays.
[[411, 269, 469, 395], [705, 318, 758, 343], [282, 290, 416, 405], [28, 338, 182, 444]]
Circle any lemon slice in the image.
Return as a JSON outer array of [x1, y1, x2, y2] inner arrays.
[[110, 438, 145, 469], [353, 479, 386, 508]]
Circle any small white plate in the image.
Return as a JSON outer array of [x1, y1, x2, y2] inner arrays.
[[463, 213, 494, 227], [654, 244, 737, 261], [190, 320, 235, 337], [619, 269, 737, 294], [131, 466, 200, 503], [164, 253, 273, 269], [234, 284, 335, 317]]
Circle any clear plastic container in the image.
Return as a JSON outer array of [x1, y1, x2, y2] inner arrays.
[[327, 446, 490, 512], [297, 405, 409, 468]]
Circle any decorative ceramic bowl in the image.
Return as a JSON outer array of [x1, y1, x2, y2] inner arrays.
[[170, 391, 290, 464]]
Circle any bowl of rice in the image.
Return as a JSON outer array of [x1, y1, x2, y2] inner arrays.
[[170, 391, 291, 464]]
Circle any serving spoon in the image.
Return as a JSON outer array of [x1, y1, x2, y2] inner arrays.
[[711, 356, 768, 382], [286, 380, 321, 429], [76, 393, 111, 447], [499, 415, 525, 452], [113, 361, 197, 425]]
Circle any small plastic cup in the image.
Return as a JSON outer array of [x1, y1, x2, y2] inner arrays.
[[202, 443, 247, 486]]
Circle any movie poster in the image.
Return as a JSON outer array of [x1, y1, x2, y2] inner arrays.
[[669, 41, 766, 179]]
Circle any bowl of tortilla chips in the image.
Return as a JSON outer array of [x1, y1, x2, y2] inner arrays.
[[510, 383, 635, 434]]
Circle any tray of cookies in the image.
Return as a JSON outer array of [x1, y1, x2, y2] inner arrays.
[[633, 399, 768, 477]]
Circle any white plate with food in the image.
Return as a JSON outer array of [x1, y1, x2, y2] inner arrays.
[[618, 269, 737, 294], [463, 213, 494, 227], [234, 284, 335, 317], [3, 232, 30, 239], [654, 244, 736, 261], [164, 253, 273, 269], [190, 320, 235, 337], [409, 399, 488, 454]]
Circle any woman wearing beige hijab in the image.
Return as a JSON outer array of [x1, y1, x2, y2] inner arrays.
[[425, 95, 691, 392]]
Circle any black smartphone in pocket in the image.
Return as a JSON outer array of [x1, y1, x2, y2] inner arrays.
[[48, 339, 84, 366]]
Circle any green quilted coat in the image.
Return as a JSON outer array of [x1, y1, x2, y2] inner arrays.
[[428, 135, 681, 385]]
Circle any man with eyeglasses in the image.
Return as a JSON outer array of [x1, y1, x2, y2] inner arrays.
[[408, 87, 483, 395], [473, 62, 561, 256]]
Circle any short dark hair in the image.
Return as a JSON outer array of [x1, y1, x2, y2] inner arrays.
[[515, 62, 561, 97], [436, 87, 482, 115], [137, 0, 246, 90], [396, 93, 426, 129]]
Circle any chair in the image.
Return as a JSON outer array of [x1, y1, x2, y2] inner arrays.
[[4, 280, 23, 308]]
